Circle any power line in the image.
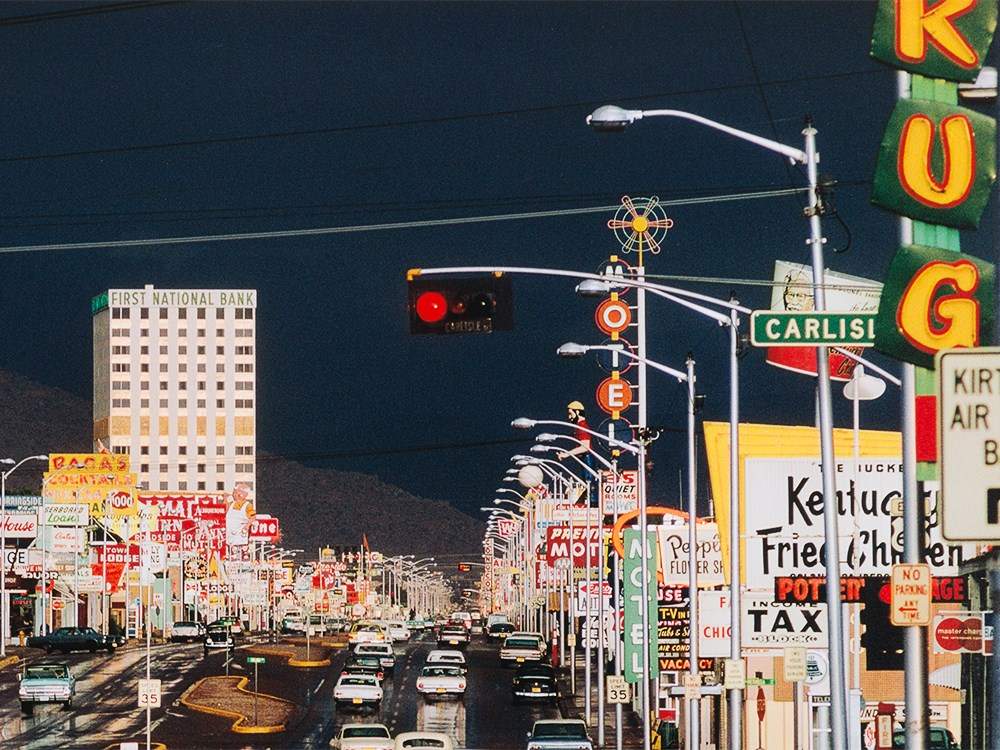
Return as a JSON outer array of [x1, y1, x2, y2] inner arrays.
[[0, 186, 807, 254], [0, 68, 888, 164], [0, 1, 180, 27]]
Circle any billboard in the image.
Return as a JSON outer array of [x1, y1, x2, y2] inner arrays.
[[703, 422, 980, 586], [657, 523, 724, 587]]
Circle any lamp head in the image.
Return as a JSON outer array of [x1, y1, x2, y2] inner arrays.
[[557, 342, 589, 358], [586, 105, 640, 132], [576, 279, 613, 297], [511, 418, 536, 429], [0, 459, 14, 466], [535, 433, 559, 442], [529, 445, 549, 454]]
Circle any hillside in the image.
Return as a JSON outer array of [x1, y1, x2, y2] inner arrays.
[[0, 370, 484, 555]]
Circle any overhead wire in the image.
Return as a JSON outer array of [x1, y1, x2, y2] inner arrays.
[[0, 186, 807, 254], [0, 1, 180, 27]]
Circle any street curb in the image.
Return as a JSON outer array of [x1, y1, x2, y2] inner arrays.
[[103, 743, 167, 750], [287, 657, 332, 667], [178, 676, 292, 734], [247, 645, 332, 668]]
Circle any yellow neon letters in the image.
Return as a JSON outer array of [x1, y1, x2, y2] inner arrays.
[[897, 259, 980, 353], [898, 113, 975, 208], [896, 0, 979, 68]]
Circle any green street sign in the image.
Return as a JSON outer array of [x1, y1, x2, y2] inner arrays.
[[247, 656, 265, 664], [745, 677, 775, 686], [750, 311, 877, 348]]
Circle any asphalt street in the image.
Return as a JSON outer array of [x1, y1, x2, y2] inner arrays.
[[0, 632, 559, 749]]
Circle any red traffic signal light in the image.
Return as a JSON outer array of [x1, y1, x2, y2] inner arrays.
[[408, 274, 513, 334]]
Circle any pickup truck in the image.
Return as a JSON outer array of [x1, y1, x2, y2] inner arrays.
[[19, 663, 76, 713], [28, 627, 118, 654], [525, 720, 593, 750]]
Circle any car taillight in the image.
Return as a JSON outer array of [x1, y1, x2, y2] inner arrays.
[[417, 680, 425, 689], [458, 681, 466, 689], [341, 671, 348, 676], [377, 672, 384, 680]]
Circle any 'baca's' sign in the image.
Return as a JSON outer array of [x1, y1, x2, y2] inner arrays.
[[874, 243, 996, 368], [871, 0, 997, 82], [872, 98, 997, 228]]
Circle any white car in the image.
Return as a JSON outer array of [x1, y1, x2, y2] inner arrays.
[[393, 731, 455, 749], [426, 649, 466, 672], [349, 622, 388, 645], [170, 621, 204, 643], [500, 634, 546, 666], [333, 674, 383, 712], [416, 665, 466, 699], [355, 643, 396, 670], [384, 620, 411, 642], [329, 722, 394, 749]]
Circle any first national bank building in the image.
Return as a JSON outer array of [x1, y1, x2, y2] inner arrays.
[[91, 285, 257, 494]]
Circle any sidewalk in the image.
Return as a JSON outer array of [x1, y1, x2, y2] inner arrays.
[[556, 652, 646, 748]]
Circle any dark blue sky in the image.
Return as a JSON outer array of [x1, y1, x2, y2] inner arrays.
[[1, 2, 995, 520]]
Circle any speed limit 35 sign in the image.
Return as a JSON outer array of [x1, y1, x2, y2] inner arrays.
[[607, 675, 630, 704], [137, 679, 161, 708]]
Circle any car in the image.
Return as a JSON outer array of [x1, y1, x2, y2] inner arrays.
[[501, 634, 546, 666], [281, 611, 308, 634], [170, 621, 204, 643], [437, 625, 469, 649], [333, 674, 383, 712], [448, 611, 472, 629], [416, 665, 466, 700], [342, 655, 385, 682], [469, 617, 484, 636], [349, 621, 388, 645], [330, 722, 394, 749], [18, 663, 76, 714], [325, 616, 348, 633], [394, 731, 455, 749], [203, 625, 234, 655], [384, 620, 412, 642], [486, 613, 510, 628], [209, 617, 242, 635], [28, 626, 118, 654], [512, 663, 558, 704], [355, 642, 396, 670], [487, 622, 515, 642], [426, 649, 467, 672], [525, 719, 593, 750], [892, 727, 960, 749], [508, 631, 547, 650], [406, 619, 425, 632]]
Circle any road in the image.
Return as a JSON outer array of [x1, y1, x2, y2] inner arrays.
[[0, 631, 559, 749]]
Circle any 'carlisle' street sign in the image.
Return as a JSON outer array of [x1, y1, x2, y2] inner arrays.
[[750, 312, 876, 348]]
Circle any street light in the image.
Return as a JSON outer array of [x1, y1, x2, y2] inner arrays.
[[1, 454, 47, 657], [587, 102, 843, 750]]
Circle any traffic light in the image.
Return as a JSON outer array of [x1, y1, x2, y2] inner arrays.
[[408, 273, 513, 334], [458, 563, 471, 572], [859, 578, 903, 671]]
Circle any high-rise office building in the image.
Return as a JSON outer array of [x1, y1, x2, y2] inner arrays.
[[92, 285, 257, 493]]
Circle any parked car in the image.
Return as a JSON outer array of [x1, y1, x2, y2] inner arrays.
[[416, 665, 466, 700], [330, 722, 394, 749], [437, 625, 469, 649], [354, 642, 396, 670], [333, 674, 383, 712], [487, 621, 515, 642], [394, 732, 455, 750], [893, 727, 960, 750], [501, 634, 546, 667], [28, 627, 117, 654], [425, 649, 467, 673], [512, 663, 558, 704], [203, 625, 234, 655], [170, 621, 205, 643], [19, 663, 76, 713], [525, 719, 593, 750]]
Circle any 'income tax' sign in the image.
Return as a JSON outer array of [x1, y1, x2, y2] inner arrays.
[[937, 348, 1000, 542]]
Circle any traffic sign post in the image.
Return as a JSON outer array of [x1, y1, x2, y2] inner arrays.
[[607, 675, 630, 704], [890, 564, 931, 626], [750, 311, 877, 347], [247, 656, 265, 725], [937, 348, 1000, 541]]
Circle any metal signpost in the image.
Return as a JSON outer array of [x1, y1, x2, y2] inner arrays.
[[247, 656, 265, 725]]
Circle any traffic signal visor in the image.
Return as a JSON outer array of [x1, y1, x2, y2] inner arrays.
[[408, 274, 513, 334]]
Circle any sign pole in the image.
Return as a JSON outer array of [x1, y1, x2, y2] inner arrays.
[[254, 660, 259, 726], [896, 70, 928, 750], [727, 299, 743, 750], [685, 355, 700, 750]]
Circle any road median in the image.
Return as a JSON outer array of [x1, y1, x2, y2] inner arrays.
[[179, 675, 294, 734], [246, 640, 333, 667]]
